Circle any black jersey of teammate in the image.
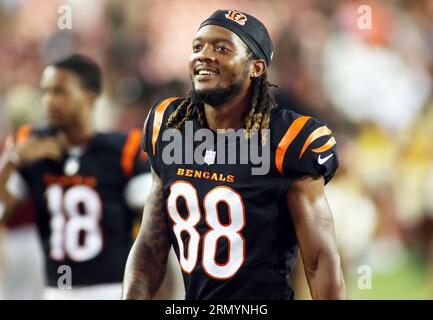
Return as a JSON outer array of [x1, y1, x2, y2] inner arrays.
[[16, 125, 149, 287], [142, 97, 339, 300]]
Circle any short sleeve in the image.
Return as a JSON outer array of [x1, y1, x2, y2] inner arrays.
[[14, 124, 33, 178], [121, 128, 150, 178], [141, 101, 160, 174], [141, 97, 180, 175], [275, 112, 339, 184]]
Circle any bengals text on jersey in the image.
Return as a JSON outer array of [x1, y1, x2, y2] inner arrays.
[[142, 97, 338, 300]]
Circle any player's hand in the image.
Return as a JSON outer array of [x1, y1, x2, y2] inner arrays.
[[14, 134, 66, 166]]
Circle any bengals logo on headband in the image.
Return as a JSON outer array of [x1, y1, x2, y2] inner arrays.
[[225, 10, 247, 26]]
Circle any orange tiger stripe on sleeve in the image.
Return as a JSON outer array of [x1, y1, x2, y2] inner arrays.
[[121, 129, 142, 177], [299, 126, 332, 159], [275, 116, 311, 175], [311, 136, 336, 153], [15, 125, 32, 143], [151, 97, 179, 155]]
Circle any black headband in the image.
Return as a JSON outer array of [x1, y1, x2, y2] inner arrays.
[[199, 9, 273, 66]]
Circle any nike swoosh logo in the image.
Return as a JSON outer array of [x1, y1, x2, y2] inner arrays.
[[318, 154, 333, 165]]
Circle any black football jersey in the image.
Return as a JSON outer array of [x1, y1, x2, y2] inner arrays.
[[142, 98, 339, 300], [16, 126, 150, 287]]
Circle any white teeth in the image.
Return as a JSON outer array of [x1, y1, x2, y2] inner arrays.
[[198, 70, 217, 76]]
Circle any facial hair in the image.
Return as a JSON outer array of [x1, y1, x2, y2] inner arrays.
[[190, 81, 244, 108]]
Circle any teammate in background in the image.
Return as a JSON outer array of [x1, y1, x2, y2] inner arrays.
[[0, 54, 153, 299], [123, 10, 345, 299]]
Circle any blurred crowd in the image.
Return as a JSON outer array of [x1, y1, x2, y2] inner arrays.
[[1, 0, 433, 299]]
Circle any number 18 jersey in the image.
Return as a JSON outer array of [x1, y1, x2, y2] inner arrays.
[[16, 126, 149, 287]]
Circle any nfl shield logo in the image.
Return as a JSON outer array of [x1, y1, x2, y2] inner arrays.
[[204, 150, 216, 165]]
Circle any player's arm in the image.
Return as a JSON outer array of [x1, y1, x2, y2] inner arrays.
[[122, 168, 170, 299], [286, 175, 346, 300], [0, 134, 64, 222]]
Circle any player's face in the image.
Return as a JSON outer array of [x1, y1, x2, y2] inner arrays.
[[40, 66, 90, 129], [189, 25, 252, 94]]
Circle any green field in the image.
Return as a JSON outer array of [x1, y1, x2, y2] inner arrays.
[[348, 252, 430, 300]]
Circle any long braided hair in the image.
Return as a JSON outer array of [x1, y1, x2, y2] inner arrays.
[[166, 57, 278, 144]]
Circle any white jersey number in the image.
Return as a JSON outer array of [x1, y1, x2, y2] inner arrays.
[[46, 184, 103, 262], [167, 181, 245, 280]]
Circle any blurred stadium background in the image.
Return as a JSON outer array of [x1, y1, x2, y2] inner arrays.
[[1, 0, 433, 299]]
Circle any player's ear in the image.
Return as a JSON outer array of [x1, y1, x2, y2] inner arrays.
[[250, 59, 266, 79]]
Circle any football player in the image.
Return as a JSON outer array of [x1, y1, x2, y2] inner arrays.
[[123, 10, 346, 299], [0, 54, 152, 299]]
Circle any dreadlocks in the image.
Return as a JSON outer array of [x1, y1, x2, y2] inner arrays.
[[166, 72, 278, 145]]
